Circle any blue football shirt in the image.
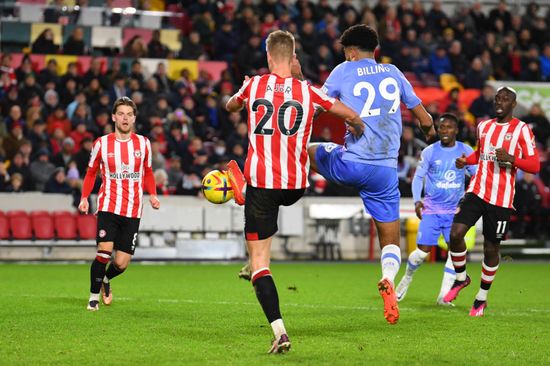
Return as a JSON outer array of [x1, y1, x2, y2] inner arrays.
[[413, 141, 477, 214], [322, 58, 421, 168]]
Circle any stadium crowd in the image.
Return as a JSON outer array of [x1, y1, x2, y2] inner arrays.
[[0, 0, 549, 237]]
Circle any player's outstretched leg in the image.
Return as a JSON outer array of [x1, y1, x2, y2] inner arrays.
[[437, 255, 456, 306], [379, 244, 401, 324], [396, 247, 429, 302], [88, 249, 111, 311], [226, 160, 246, 205]]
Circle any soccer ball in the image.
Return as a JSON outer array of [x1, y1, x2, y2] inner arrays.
[[201, 170, 234, 204]]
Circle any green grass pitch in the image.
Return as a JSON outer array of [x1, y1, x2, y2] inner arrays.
[[1, 262, 549, 365]]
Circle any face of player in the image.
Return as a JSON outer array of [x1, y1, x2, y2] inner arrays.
[[112, 105, 136, 135], [437, 119, 458, 147], [494, 90, 516, 120]]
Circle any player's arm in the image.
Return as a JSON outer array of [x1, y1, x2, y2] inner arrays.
[[456, 150, 479, 169], [410, 104, 436, 140], [144, 138, 160, 209], [495, 125, 540, 173], [79, 139, 101, 214], [412, 148, 429, 219], [464, 146, 478, 176], [328, 100, 364, 138], [226, 77, 253, 112]]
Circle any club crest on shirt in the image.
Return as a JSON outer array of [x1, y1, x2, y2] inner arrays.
[[134, 150, 142, 158], [99, 229, 106, 238], [504, 133, 512, 141]]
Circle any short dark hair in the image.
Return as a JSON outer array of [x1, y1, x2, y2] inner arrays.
[[340, 25, 379, 52], [438, 113, 459, 126], [112, 96, 137, 116]]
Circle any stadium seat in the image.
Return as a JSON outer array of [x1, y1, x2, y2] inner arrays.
[[91, 27, 123, 49], [53, 211, 77, 240], [8, 211, 32, 240], [78, 7, 103, 26], [30, 211, 54, 240], [0, 211, 9, 240], [160, 29, 181, 52], [19, 4, 43, 22], [0, 22, 31, 45], [439, 73, 463, 92], [139, 14, 162, 30], [76, 214, 97, 240], [167, 59, 198, 80], [45, 54, 78, 74]]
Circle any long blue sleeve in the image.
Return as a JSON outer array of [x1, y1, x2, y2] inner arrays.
[[412, 173, 424, 203], [412, 148, 430, 203]]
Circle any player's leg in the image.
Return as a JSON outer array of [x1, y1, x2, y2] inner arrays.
[[245, 186, 293, 353], [359, 165, 401, 324], [470, 205, 513, 316], [436, 214, 457, 305], [443, 194, 483, 303], [102, 216, 139, 306], [88, 212, 117, 311], [226, 160, 246, 205], [396, 214, 441, 301]]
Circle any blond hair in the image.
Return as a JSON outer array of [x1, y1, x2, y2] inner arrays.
[[266, 30, 295, 62]]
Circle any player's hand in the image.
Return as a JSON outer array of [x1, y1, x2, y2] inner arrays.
[[456, 153, 467, 169], [495, 148, 515, 164], [423, 124, 437, 141], [415, 201, 424, 220], [78, 198, 89, 214], [150, 195, 160, 210], [346, 120, 364, 138]]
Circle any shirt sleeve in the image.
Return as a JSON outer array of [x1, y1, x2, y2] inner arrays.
[[88, 138, 102, 169], [321, 62, 345, 98], [412, 147, 430, 202], [81, 138, 101, 199], [514, 124, 540, 174], [143, 137, 157, 195], [309, 84, 336, 111], [394, 65, 421, 109], [234, 77, 254, 104]]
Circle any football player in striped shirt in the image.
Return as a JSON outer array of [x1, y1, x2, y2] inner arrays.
[[444, 87, 540, 316], [226, 30, 364, 353], [79, 97, 160, 311]]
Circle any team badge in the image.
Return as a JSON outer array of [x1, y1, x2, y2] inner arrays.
[[134, 150, 142, 158], [99, 229, 106, 238], [504, 133, 512, 140]]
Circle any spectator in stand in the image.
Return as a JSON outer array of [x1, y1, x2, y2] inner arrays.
[[180, 31, 206, 60], [463, 57, 486, 89], [235, 34, 266, 80], [148, 30, 169, 59], [47, 106, 71, 136], [512, 173, 542, 238], [51, 137, 75, 169], [429, 45, 452, 77], [19, 74, 44, 105], [124, 36, 148, 58], [448, 40, 468, 81], [30, 148, 55, 192], [489, 0, 512, 33], [154, 169, 170, 196], [42, 89, 60, 118], [31, 29, 59, 55], [74, 136, 93, 177], [109, 75, 129, 104], [522, 103, 550, 147], [166, 157, 183, 191], [167, 122, 187, 159], [400, 126, 427, 167], [214, 21, 240, 64], [37, 59, 60, 89], [153, 63, 173, 95], [470, 84, 495, 120], [43, 167, 72, 194], [3, 121, 25, 161], [150, 139, 167, 172], [540, 44, 550, 81], [27, 119, 50, 154], [7, 151, 33, 191], [175, 172, 202, 196], [64, 27, 89, 55], [5, 172, 25, 193]]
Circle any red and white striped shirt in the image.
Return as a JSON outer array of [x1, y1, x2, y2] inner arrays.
[[467, 118, 537, 208], [87, 133, 153, 218], [234, 74, 335, 189]]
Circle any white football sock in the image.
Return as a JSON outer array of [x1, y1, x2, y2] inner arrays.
[[270, 318, 287, 339], [89, 292, 100, 302], [380, 244, 401, 284], [405, 248, 429, 278], [438, 255, 456, 299]]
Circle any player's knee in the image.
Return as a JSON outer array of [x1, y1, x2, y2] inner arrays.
[[113, 258, 129, 271], [483, 242, 500, 258], [449, 228, 464, 246]]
